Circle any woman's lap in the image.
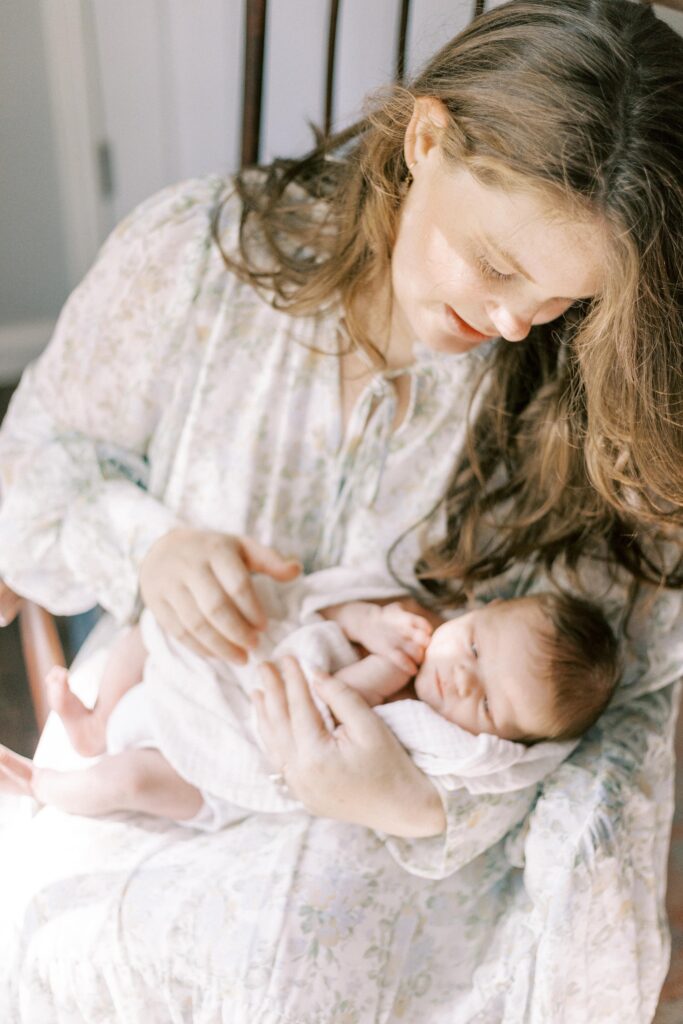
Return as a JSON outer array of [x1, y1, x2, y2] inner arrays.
[[0, 801, 516, 1024], [1, 618, 675, 1023]]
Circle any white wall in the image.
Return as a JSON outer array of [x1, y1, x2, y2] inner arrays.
[[0, 0, 71, 377], [91, 0, 476, 226]]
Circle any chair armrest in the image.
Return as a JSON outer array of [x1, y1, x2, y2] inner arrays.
[[18, 602, 66, 731]]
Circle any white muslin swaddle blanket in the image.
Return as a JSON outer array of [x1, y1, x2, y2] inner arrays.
[[105, 568, 577, 826]]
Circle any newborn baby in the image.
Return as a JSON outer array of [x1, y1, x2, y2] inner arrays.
[[0, 575, 618, 825], [324, 591, 618, 744]]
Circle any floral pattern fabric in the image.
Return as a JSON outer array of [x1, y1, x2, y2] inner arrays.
[[0, 177, 680, 1022]]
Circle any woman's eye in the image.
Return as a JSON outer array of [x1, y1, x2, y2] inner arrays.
[[477, 256, 513, 283], [470, 640, 479, 658], [482, 696, 490, 716]]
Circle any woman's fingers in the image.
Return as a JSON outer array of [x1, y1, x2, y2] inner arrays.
[[239, 537, 301, 584], [280, 656, 328, 740], [254, 659, 330, 774], [210, 543, 268, 631], [192, 565, 260, 649], [157, 595, 247, 662], [312, 673, 381, 742], [252, 689, 283, 771], [139, 529, 303, 662], [260, 661, 290, 722], [254, 662, 295, 768]]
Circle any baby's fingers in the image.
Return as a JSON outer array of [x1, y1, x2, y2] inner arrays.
[[386, 648, 419, 674], [401, 613, 434, 640]]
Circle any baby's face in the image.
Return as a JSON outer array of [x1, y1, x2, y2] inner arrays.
[[414, 598, 553, 741]]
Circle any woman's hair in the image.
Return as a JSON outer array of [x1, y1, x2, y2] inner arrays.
[[524, 591, 619, 742], [216, 0, 683, 600]]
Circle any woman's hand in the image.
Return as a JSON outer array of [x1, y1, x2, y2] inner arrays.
[[139, 528, 300, 662], [253, 656, 446, 837]]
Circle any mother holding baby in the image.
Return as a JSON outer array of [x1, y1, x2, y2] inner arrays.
[[0, 1, 681, 1020]]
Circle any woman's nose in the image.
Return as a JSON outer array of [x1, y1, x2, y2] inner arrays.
[[486, 304, 532, 342]]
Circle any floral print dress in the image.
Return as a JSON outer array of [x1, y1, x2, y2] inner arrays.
[[0, 177, 680, 1023]]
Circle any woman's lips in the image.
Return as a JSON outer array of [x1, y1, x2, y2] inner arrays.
[[445, 304, 494, 341]]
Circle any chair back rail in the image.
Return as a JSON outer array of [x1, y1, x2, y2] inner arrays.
[[19, 603, 66, 731], [239, 0, 682, 167]]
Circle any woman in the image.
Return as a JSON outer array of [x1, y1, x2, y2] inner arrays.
[[0, 1, 680, 1020]]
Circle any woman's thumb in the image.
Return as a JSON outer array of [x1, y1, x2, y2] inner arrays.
[[240, 537, 301, 580]]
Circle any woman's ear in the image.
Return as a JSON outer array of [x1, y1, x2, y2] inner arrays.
[[404, 96, 450, 171]]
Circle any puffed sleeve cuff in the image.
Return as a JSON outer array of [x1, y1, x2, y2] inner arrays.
[[0, 428, 183, 621], [61, 480, 183, 622], [0, 471, 182, 623], [381, 780, 536, 879]]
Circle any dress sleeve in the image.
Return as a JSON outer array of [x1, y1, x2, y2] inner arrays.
[[0, 176, 229, 621], [382, 779, 537, 879]]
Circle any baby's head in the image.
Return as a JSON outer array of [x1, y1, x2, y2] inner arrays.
[[414, 592, 618, 744]]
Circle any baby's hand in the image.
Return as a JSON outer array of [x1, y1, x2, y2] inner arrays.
[[358, 602, 433, 675]]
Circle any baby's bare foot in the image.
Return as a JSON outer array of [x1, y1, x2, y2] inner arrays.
[[46, 666, 106, 757], [0, 744, 34, 796]]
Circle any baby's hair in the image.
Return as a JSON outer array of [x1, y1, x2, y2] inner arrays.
[[529, 591, 619, 742]]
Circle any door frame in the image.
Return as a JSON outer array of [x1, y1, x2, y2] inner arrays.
[[40, 0, 109, 290]]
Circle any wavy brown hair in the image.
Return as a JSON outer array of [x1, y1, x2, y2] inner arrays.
[[215, 0, 683, 602]]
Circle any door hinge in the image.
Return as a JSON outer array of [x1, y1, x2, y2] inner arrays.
[[96, 140, 114, 199]]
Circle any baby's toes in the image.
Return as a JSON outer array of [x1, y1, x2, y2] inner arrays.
[[0, 745, 33, 793], [45, 665, 70, 700]]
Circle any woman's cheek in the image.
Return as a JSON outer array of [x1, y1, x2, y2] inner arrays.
[[532, 298, 573, 325]]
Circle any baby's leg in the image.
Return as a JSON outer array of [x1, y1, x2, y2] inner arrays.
[[0, 743, 202, 820], [47, 624, 147, 757]]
